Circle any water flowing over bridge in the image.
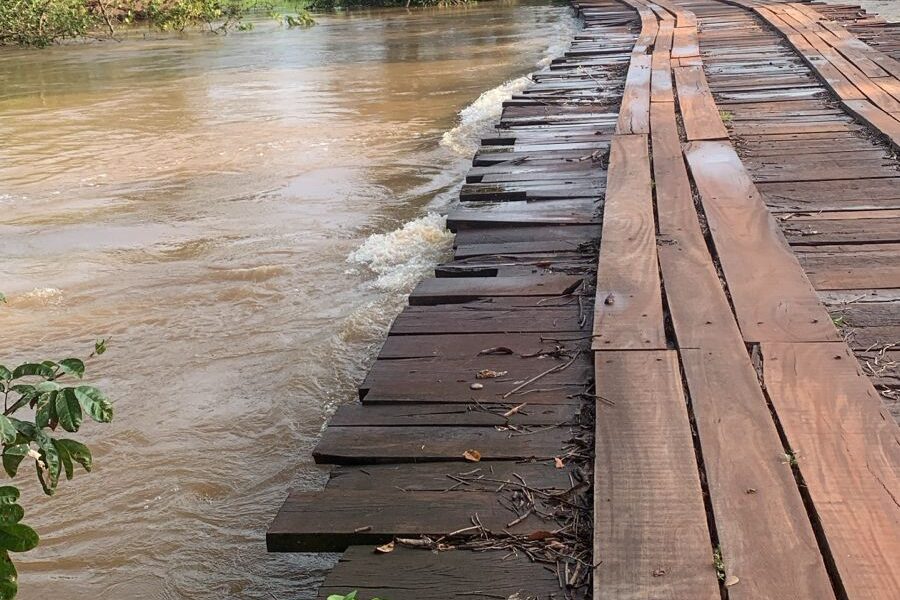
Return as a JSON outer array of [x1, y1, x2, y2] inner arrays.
[[268, 1, 900, 597]]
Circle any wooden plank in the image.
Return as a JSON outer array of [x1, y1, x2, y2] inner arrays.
[[681, 344, 836, 600], [408, 275, 583, 306], [268, 490, 546, 552], [761, 342, 900, 599], [797, 244, 900, 291], [594, 351, 720, 600], [674, 65, 730, 140], [617, 53, 653, 134], [592, 134, 666, 350], [389, 302, 586, 335], [313, 425, 566, 464], [652, 20, 676, 103], [683, 140, 840, 342], [326, 461, 575, 492], [328, 402, 579, 428], [672, 25, 700, 59], [317, 546, 563, 600], [360, 354, 591, 404], [651, 102, 742, 348], [377, 332, 589, 359]]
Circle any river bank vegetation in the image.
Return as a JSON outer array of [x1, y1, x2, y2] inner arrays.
[[0, 0, 472, 47]]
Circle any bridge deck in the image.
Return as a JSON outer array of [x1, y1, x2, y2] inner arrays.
[[267, 1, 900, 598]]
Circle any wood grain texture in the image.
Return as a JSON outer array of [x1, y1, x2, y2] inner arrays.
[[592, 134, 666, 350], [313, 425, 567, 464], [674, 66, 729, 140], [681, 344, 836, 600], [317, 546, 562, 600], [683, 140, 839, 343], [617, 53, 653, 134], [594, 351, 719, 600], [761, 341, 900, 599], [409, 275, 583, 305], [268, 490, 547, 551]]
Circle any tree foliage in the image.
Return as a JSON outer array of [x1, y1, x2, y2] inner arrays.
[[0, 0, 285, 47], [0, 295, 113, 599]]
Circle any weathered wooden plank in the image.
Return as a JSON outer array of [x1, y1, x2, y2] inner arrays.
[[377, 332, 588, 360], [409, 275, 583, 306], [683, 140, 839, 342], [316, 546, 563, 600], [360, 354, 591, 404], [674, 65, 730, 140], [326, 461, 576, 492], [313, 425, 567, 464], [328, 401, 579, 428], [592, 134, 666, 350], [651, 102, 741, 349], [681, 344, 836, 600], [594, 351, 719, 600], [761, 342, 900, 599], [268, 490, 546, 552], [389, 300, 587, 335], [617, 53, 653, 134]]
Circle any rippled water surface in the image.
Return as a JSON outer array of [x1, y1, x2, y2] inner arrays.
[[0, 2, 576, 597]]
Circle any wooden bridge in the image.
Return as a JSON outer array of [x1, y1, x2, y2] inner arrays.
[[268, 1, 900, 598]]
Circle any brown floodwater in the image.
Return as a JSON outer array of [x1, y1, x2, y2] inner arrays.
[[0, 2, 576, 598]]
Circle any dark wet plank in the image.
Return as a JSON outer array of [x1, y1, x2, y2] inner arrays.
[[316, 546, 563, 600]]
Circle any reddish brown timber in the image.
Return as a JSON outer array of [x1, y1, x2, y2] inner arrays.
[[594, 351, 719, 599], [761, 342, 900, 599], [796, 243, 900, 290], [681, 343, 836, 600], [617, 53, 653, 134], [592, 134, 666, 350], [683, 140, 839, 343], [674, 65, 730, 140]]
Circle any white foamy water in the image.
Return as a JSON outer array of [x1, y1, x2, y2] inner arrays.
[[347, 213, 454, 291], [440, 11, 581, 156]]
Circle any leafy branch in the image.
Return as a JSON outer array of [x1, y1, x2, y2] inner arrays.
[[0, 294, 113, 599]]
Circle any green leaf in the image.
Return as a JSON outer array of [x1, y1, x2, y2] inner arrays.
[[35, 391, 58, 430], [0, 293, 6, 304], [1, 447, 27, 479], [0, 550, 17, 600], [74, 386, 113, 423], [12, 363, 54, 380], [8, 420, 35, 441], [0, 489, 18, 506], [0, 367, 10, 382], [0, 418, 15, 446], [54, 439, 91, 474], [0, 523, 39, 553], [0, 506, 23, 526], [53, 440, 74, 480], [34, 432, 60, 495], [57, 358, 85, 379], [94, 339, 107, 356], [54, 389, 83, 433], [34, 381, 60, 394]]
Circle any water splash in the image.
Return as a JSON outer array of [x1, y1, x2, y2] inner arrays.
[[347, 213, 454, 292], [440, 11, 580, 157]]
